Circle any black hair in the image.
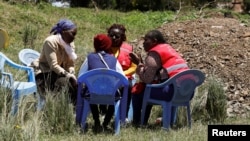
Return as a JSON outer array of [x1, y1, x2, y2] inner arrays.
[[107, 24, 127, 41], [145, 30, 166, 43]]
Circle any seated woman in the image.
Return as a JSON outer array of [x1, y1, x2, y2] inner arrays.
[[30, 19, 78, 104], [107, 24, 137, 120], [129, 30, 189, 126], [78, 34, 125, 132]]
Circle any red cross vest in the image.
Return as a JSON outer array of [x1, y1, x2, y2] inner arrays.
[[149, 43, 189, 77], [117, 42, 133, 79]]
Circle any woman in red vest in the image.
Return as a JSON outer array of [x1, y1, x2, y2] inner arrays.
[[105, 24, 137, 122], [129, 29, 189, 126]]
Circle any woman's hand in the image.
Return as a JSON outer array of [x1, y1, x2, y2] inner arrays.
[[129, 52, 142, 65], [66, 73, 77, 87]]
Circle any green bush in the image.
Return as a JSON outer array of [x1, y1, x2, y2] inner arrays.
[[192, 76, 227, 123]]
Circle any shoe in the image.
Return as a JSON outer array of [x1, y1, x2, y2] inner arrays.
[[155, 117, 162, 124], [93, 123, 103, 133], [125, 118, 131, 123], [132, 121, 140, 128], [102, 125, 113, 133], [84, 122, 89, 132]]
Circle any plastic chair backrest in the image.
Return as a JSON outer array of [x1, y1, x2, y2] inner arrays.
[[76, 68, 129, 135], [0, 52, 35, 82], [141, 69, 205, 129], [77, 68, 129, 105], [144, 69, 204, 102], [18, 49, 40, 66], [169, 69, 205, 104]]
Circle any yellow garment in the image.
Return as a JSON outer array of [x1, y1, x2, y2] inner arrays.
[[111, 46, 137, 76]]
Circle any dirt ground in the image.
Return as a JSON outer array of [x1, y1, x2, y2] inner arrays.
[[132, 12, 250, 117]]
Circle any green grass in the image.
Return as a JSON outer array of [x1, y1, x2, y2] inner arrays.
[[1, 1, 250, 141], [0, 1, 180, 73]]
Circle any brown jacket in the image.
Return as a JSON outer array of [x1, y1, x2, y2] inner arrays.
[[31, 34, 75, 75]]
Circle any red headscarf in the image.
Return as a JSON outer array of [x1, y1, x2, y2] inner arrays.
[[94, 34, 112, 52]]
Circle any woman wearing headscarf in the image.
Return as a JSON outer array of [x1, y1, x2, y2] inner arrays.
[[78, 34, 125, 133], [31, 19, 78, 104]]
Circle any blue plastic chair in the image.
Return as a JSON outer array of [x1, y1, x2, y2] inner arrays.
[[140, 69, 205, 129], [76, 68, 129, 135], [0, 52, 42, 115]]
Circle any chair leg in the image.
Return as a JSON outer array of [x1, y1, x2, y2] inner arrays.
[[114, 101, 120, 135], [162, 103, 172, 130], [36, 93, 45, 111], [81, 101, 90, 131], [11, 92, 19, 115], [76, 91, 84, 124], [127, 99, 133, 122], [187, 105, 191, 128], [171, 106, 178, 125]]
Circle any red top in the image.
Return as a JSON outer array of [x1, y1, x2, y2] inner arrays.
[[149, 43, 189, 77]]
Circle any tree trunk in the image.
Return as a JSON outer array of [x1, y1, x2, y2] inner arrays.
[[232, 0, 244, 13]]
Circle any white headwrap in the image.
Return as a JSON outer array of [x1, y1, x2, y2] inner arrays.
[[58, 34, 77, 60]]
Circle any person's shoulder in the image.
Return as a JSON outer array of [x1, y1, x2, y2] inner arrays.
[[44, 34, 59, 43], [103, 53, 117, 60], [87, 52, 95, 57]]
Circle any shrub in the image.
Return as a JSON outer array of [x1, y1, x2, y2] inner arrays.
[[192, 76, 227, 123]]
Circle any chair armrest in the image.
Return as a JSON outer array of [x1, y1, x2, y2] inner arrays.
[[0, 72, 14, 88], [146, 82, 169, 88], [6, 60, 32, 71], [145, 78, 173, 88], [6, 61, 36, 82]]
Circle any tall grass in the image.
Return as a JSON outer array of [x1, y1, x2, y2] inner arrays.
[[0, 87, 41, 141], [42, 88, 75, 135]]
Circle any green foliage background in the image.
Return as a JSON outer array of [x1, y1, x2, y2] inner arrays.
[[0, 1, 250, 141]]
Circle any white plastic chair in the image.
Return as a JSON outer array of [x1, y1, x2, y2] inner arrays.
[[0, 52, 42, 115], [18, 49, 40, 66]]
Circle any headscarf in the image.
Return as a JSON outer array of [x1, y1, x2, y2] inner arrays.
[[50, 19, 76, 35], [94, 34, 112, 52]]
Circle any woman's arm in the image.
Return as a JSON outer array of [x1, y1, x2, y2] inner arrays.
[[136, 52, 162, 83]]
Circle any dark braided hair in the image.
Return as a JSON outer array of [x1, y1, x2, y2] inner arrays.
[[107, 24, 127, 41]]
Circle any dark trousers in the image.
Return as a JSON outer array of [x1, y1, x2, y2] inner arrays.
[[99, 82, 132, 118], [90, 104, 114, 127], [35, 71, 77, 105], [132, 85, 175, 125], [132, 93, 152, 125]]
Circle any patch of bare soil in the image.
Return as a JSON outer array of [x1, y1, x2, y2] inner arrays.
[[132, 15, 250, 117]]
